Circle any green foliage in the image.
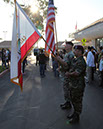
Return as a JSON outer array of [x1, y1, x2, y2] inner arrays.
[[23, 5, 44, 33], [0, 66, 6, 73], [3, 0, 57, 33], [4, 0, 10, 3], [3, 0, 47, 33], [37, 0, 48, 19]]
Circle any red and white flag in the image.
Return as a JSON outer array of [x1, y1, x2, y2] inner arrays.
[[10, 1, 41, 91], [45, 0, 56, 54], [75, 22, 77, 30]]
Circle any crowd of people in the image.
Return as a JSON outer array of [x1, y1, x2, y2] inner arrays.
[[84, 46, 103, 87], [0, 48, 28, 75], [0, 43, 103, 124], [0, 48, 11, 69]]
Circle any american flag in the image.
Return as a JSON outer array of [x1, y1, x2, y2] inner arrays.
[[45, 0, 56, 54]]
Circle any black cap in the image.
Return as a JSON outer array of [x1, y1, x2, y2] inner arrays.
[[74, 45, 84, 54], [90, 46, 94, 50], [66, 41, 74, 46]]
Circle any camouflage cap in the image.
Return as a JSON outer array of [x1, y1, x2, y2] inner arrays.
[[74, 45, 84, 54], [65, 41, 74, 46]]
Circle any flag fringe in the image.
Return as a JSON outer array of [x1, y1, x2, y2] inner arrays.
[[48, 20, 55, 32], [11, 74, 23, 92]]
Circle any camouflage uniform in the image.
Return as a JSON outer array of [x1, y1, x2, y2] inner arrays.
[[69, 56, 86, 115], [60, 51, 74, 103]]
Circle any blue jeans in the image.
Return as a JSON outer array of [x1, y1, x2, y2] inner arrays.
[[53, 62, 59, 77], [40, 64, 45, 76], [2, 60, 7, 68]]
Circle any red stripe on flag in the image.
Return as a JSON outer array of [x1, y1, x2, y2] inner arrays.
[[50, 35, 54, 48], [47, 18, 55, 24], [45, 0, 55, 54], [48, 12, 55, 17], [21, 31, 40, 60], [18, 58, 23, 90], [19, 73, 23, 91], [46, 31, 52, 43], [18, 59, 21, 77], [48, 7, 55, 10]]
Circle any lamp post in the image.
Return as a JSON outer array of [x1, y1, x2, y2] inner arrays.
[[3, 31, 7, 40]]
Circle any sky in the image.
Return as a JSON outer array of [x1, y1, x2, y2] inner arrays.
[[0, 0, 103, 43]]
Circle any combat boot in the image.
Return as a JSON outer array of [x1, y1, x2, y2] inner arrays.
[[60, 101, 71, 110], [67, 113, 74, 119], [68, 112, 80, 124]]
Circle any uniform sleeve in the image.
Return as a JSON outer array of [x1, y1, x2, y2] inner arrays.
[[75, 59, 86, 75], [67, 54, 74, 65], [63, 54, 74, 71]]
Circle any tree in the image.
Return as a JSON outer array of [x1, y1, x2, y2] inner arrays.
[[3, 0, 10, 2], [23, 5, 44, 33], [3, 0, 57, 33], [3, 0, 48, 33]]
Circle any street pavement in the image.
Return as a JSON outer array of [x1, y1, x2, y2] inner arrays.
[[0, 54, 103, 129]]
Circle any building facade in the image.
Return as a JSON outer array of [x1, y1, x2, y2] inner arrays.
[[73, 18, 103, 49]]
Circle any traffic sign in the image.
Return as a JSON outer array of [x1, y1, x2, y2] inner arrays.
[[81, 38, 86, 43], [81, 38, 86, 46]]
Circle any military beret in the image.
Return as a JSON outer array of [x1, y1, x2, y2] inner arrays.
[[66, 41, 74, 46], [74, 45, 84, 53]]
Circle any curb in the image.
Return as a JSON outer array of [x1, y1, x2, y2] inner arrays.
[[0, 69, 10, 77]]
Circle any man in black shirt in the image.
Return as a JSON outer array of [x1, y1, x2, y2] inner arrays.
[[39, 49, 46, 78]]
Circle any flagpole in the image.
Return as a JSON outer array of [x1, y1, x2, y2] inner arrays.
[[54, 17, 59, 55], [14, 0, 23, 92], [14, 0, 16, 6], [54, 16, 61, 71], [41, 36, 55, 56], [14, 0, 17, 28]]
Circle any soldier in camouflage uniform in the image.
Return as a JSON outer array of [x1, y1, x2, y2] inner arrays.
[[55, 41, 74, 109], [65, 45, 86, 123]]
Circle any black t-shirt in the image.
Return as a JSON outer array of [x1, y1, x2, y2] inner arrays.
[[39, 53, 46, 64]]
